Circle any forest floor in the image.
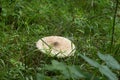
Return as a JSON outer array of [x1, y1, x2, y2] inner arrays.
[[0, 0, 120, 80]]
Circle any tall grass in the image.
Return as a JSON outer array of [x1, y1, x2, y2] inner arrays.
[[0, 0, 120, 80]]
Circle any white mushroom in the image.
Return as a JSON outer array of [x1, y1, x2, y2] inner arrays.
[[36, 36, 76, 58]]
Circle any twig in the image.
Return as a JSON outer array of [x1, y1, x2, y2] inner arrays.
[[110, 0, 119, 52]]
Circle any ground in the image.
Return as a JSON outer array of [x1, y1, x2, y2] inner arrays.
[[0, 0, 120, 80]]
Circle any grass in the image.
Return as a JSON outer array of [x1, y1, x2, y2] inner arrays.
[[0, 0, 120, 80]]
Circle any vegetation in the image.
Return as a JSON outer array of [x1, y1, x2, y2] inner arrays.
[[0, 0, 120, 80]]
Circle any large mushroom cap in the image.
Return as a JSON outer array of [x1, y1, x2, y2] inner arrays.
[[36, 36, 76, 58]]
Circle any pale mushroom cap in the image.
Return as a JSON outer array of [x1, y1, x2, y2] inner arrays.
[[36, 36, 76, 58]]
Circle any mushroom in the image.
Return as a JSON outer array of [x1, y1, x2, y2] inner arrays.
[[36, 36, 76, 58]]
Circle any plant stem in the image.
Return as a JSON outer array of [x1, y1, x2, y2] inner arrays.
[[111, 0, 119, 52]]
